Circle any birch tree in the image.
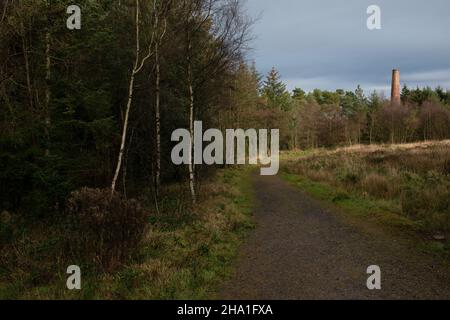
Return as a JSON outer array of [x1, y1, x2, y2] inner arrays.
[[153, 0, 171, 198], [111, 0, 156, 193]]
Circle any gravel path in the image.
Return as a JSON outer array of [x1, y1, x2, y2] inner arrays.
[[221, 174, 450, 300]]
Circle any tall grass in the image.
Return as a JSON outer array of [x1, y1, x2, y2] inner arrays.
[[284, 141, 450, 234]]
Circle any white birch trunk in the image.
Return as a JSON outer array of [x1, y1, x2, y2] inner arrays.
[[154, 41, 161, 197], [111, 0, 156, 193], [187, 59, 196, 204]]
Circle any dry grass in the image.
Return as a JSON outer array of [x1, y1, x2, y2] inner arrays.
[[361, 173, 390, 199], [283, 141, 450, 234], [332, 140, 450, 155]]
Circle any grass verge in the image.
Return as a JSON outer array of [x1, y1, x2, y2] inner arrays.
[[0, 167, 255, 299]]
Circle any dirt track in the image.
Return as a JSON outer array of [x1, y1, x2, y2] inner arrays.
[[221, 175, 450, 300]]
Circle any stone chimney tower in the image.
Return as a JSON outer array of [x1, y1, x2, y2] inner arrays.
[[391, 69, 401, 105]]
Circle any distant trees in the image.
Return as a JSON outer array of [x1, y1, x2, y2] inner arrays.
[[293, 85, 450, 148], [233, 67, 450, 150], [419, 100, 450, 141]]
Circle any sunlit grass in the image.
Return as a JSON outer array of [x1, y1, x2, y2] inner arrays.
[[281, 140, 450, 243]]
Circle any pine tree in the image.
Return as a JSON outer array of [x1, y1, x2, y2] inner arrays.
[[401, 85, 411, 104], [292, 88, 306, 101], [262, 67, 291, 111]]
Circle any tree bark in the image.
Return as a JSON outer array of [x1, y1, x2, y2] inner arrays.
[[154, 41, 161, 198], [187, 57, 196, 204], [112, 71, 136, 193], [153, 2, 168, 199], [184, 0, 196, 204], [112, 0, 155, 193]]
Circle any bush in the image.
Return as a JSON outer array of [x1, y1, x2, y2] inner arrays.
[[338, 170, 360, 186], [361, 173, 390, 199], [401, 183, 450, 232], [65, 188, 150, 271]]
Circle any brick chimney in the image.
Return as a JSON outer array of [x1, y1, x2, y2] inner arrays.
[[391, 69, 401, 105]]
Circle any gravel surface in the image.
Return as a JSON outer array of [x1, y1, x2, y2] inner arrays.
[[220, 175, 450, 300]]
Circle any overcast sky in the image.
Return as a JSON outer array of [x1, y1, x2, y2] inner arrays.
[[244, 0, 450, 95]]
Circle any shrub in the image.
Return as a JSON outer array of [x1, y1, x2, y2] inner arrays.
[[401, 184, 450, 232], [65, 188, 150, 271], [361, 173, 390, 199], [338, 170, 360, 186]]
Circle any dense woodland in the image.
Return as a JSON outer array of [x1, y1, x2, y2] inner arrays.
[[1, 0, 254, 218], [2, 0, 450, 266]]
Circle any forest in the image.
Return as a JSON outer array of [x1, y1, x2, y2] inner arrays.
[[1, 0, 255, 214], [1, 0, 450, 299]]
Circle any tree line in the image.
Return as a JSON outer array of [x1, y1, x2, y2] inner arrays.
[[239, 67, 450, 150]]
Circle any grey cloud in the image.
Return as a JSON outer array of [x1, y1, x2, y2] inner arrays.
[[245, 0, 450, 93]]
